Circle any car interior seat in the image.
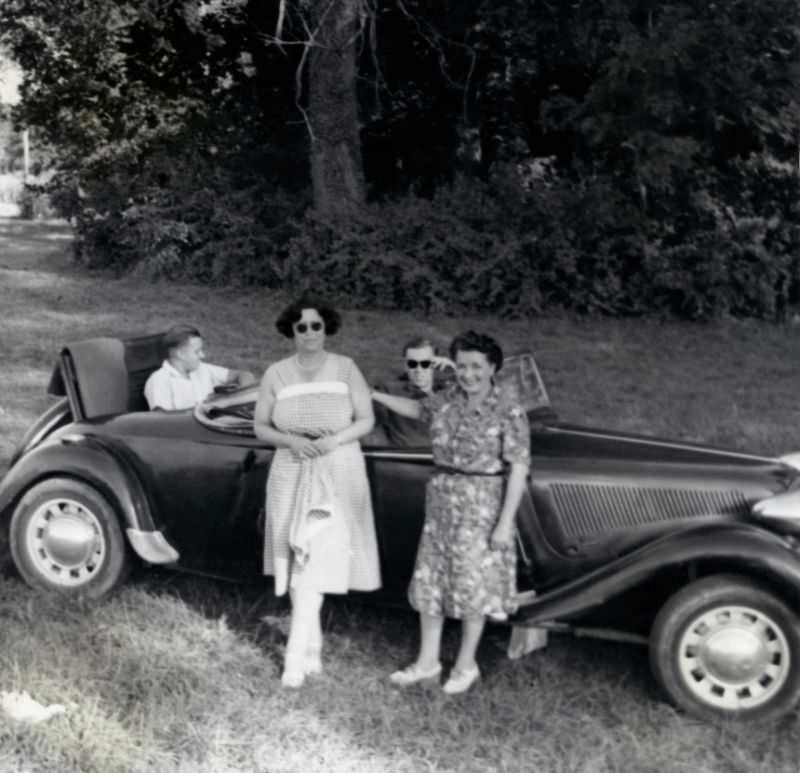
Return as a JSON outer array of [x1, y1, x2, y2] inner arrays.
[[48, 333, 165, 419]]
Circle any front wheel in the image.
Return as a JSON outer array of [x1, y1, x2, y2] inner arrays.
[[650, 574, 800, 721], [10, 477, 132, 598]]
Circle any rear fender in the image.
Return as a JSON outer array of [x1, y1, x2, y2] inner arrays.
[[513, 522, 800, 625], [0, 434, 156, 533]]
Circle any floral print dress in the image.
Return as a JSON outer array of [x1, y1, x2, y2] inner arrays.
[[410, 383, 531, 620]]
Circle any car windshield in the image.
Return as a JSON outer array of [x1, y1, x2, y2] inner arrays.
[[194, 353, 554, 437], [496, 353, 551, 414]]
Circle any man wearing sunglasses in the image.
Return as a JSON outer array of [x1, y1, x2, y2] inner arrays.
[[372, 337, 454, 446]]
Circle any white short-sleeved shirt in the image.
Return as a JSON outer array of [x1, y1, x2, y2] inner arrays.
[[144, 360, 230, 411]]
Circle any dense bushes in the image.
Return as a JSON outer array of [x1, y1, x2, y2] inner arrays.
[[67, 155, 800, 320], [282, 168, 800, 319], [73, 184, 304, 286], [68, 131, 309, 285]]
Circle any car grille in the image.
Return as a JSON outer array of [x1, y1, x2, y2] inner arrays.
[[550, 482, 751, 538]]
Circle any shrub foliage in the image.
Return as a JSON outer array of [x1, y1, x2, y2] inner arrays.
[[281, 164, 800, 319], [2, 0, 799, 319]]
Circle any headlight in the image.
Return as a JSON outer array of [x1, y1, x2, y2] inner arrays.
[[753, 489, 800, 520], [778, 452, 800, 473]]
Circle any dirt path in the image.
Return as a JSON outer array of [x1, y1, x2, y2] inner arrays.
[[0, 216, 73, 272]]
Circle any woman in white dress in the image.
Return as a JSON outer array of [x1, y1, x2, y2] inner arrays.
[[254, 295, 380, 687]]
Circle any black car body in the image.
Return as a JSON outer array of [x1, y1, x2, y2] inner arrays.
[[3, 333, 800, 721]]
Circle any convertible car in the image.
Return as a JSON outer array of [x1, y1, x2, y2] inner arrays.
[[2, 333, 800, 722]]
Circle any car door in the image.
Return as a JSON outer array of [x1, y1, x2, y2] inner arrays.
[[120, 410, 272, 579], [364, 448, 431, 597]]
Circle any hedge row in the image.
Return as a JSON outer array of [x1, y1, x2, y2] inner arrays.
[[70, 159, 800, 320]]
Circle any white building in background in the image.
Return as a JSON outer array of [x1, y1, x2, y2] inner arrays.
[[0, 56, 23, 215], [0, 57, 21, 105]]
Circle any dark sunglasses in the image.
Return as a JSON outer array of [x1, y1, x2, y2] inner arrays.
[[406, 359, 432, 369], [294, 321, 324, 333]]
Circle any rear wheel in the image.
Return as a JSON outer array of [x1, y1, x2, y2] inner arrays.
[[10, 478, 131, 598], [650, 574, 800, 721]]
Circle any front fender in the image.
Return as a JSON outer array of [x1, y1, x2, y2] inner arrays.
[[513, 522, 800, 625], [8, 397, 72, 467], [0, 433, 156, 533]]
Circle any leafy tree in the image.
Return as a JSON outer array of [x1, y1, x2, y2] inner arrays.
[[305, 0, 367, 213], [2, 0, 799, 319]]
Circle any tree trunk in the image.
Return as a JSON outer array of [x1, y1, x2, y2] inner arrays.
[[307, 0, 365, 216]]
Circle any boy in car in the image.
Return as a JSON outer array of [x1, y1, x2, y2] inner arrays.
[[144, 324, 254, 411]]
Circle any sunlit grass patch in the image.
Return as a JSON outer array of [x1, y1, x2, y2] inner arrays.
[[0, 580, 269, 773]]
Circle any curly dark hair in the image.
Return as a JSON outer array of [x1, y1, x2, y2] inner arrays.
[[275, 293, 342, 338], [449, 330, 504, 371]]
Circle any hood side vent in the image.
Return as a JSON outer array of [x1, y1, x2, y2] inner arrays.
[[551, 483, 750, 538]]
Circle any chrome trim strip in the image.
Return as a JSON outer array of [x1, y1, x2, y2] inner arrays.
[[364, 450, 432, 462], [548, 427, 776, 464], [125, 528, 180, 564], [552, 622, 648, 646]]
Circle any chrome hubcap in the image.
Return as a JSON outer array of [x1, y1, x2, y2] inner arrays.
[[678, 605, 790, 710], [25, 497, 105, 587]]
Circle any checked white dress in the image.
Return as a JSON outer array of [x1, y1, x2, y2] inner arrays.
[[262, 353, 381, 596]]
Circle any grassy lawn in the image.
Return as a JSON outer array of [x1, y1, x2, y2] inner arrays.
[[1, 217, 799, 771]]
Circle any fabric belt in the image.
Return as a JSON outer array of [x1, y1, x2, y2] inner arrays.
[[433, 465, 505, 477]]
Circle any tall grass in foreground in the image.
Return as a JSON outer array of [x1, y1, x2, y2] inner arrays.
[[1, 219, 800, 771], [0, 574, 797, 773]]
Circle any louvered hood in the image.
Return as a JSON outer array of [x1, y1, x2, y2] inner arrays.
[[523, 423, 797, 563]]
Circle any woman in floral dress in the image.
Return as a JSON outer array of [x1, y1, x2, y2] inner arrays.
[[373, 330, 530, 694], [254, 295, 379, 688]]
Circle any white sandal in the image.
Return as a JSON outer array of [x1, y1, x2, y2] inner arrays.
[[442, 666, 480, 695], [305, 649, 323, 676], [389, 662, 442, 686], [281, 668, 305, 689]]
